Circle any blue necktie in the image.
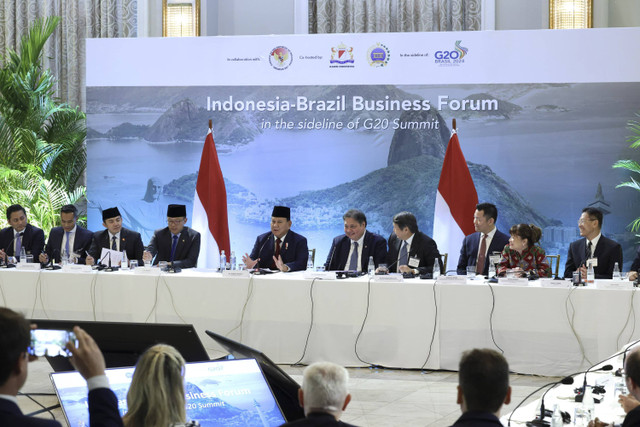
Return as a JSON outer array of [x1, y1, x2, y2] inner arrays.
[[65, 231, 71, 256], [15, 233, 22, 259], [399, 241, 408, 267], [348, 242, 359, 271], [111, 235, 117, 251], [170, 235, 179, 261]]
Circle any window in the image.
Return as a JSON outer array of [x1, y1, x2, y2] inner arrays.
[[549, 0, 592, 29], [163, 0, 200, 37]]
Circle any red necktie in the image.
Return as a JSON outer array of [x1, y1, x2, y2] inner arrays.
[[476, 234, 487, 275], [270, 238, 282, 269]]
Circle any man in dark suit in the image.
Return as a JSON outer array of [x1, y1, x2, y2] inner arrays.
[[386, 211, 442, 275], [86, 207, 144, 266], [0, 204, 45, 263], [243, 206, 308, 272], [324, 209, 387, 272], [280, 362, 357, 427], [457, 203, 509, 276], [0, 308, 122, 427], [143, 204, 201, 269], [39, 204, 93, 265], [450, 348, 511, 427], [563, 207, 623, 279]]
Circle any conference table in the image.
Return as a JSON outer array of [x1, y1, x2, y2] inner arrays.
[[0, 267, 637, 377]]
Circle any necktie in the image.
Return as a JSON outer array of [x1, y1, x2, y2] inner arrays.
[[476, 234, 488, 275], [270, 238, 282, 269], [65, 231, 71, 257], [586, 240, 593, 260], [15, 232, 22, 257], [399, 241, 409, 269], [170, 235, 179, 261], [348, 241, 359, 271], [111, 235, 117, 251]]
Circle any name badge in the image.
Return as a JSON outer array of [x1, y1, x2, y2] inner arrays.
[[587, 258, 598, 268], [408, 257, 420, 268]]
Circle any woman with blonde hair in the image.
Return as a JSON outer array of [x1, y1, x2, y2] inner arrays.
[[497, 223, 551, 278], [123, 344, 200, 427]]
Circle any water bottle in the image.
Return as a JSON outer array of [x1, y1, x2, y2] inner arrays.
[[488, 261, 496, 278], [19, 247, 26, 263], [229, 251, 236, 270], [121, 250, 128, 269], [307, 256, 314, 271], [582, 386, 595, 421], [586, 263, 595, 285], [613, 262, 621, 279], [432, 257, 440, 279], [61, 250, 69, 266], [550, 404, 563, 427], [368, 256, 375, 276], [220, 250, 227, 271]]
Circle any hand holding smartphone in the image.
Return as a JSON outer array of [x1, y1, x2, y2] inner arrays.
[[29, 329, 77, 357]]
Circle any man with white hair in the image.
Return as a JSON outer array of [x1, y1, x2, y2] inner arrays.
[[280, 362, 357, 427]]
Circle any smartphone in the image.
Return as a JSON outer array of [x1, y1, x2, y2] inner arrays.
[[28, 329, 77, 357]]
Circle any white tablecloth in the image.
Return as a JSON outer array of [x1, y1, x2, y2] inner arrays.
[[1, 268, 637, 376]]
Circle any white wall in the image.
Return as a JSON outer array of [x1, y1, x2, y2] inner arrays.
[[139, 0, 640, 37]]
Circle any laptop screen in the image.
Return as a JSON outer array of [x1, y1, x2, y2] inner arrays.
[[50, 358, 288, 426]]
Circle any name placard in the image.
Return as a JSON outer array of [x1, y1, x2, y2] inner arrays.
[[222, 269, 251, 278], [302, 271, 336, 280], [373, 273, 404, 283], [596, 280, 633, 290], [539, 279, 570, 288], [498, 277, 529, 287], [436, 275, 467, 285], [15, 263, 41, 271], [62, 264, 93, 273]]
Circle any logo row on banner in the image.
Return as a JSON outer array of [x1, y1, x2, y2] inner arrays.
[[261, 40, 468, 70]]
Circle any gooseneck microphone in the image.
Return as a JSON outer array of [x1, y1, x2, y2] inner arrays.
[[508, 376, 574, 427], [326, 240, 338, 271], [254, 233, 272, 269], [575, 364, 613, 402]]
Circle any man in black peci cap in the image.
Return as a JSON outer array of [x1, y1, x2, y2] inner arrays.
[[143, 204, 201, 268], [242, 205, 309, 272], [86, 207, 144, 266]]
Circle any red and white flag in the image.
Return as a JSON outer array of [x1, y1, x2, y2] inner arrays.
[[433, 131, 478, 272], [192, 128, 230, 269]]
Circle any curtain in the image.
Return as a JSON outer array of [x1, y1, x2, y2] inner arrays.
[[0, 0, 137, 109], [309, 0, 481, 33]]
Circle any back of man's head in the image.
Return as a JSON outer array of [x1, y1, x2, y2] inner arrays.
[[301, 362, 350, 417], [626, 348, 640, 398], [458, 348, 509, 414], [0, 307, 30, 386]]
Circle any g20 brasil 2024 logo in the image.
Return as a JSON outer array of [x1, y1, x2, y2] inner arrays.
[[434, 40, 468, 66], [269, 46, 293, 70]]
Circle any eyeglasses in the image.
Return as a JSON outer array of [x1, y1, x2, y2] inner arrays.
[[578, 218, 595, 225], [167, 219, 184, 225]]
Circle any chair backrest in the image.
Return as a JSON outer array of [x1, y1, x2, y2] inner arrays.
[[547, 254, 561, 277], [308, 248, 316, 265]]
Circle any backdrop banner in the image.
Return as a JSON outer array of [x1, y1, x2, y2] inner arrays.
[[86, 28, 640, 270]]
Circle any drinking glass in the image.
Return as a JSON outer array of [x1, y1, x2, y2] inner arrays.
[[129, 260, 138, 269], [466, 266, 476, 279]]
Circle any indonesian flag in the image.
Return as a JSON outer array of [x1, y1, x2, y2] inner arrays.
[[433, 131, 478, 273], [192, 129, 230, 269]]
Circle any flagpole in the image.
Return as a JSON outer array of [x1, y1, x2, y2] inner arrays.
[[208, 119, 212, 130], [452, 118, 456, 132]]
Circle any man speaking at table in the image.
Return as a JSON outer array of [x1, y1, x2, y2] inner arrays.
[[564, 207, 623, 279], [0, 204, 45, 263], [386, 211, 442, 275], [242, 206, 308, 272], [143, 204, 201, 268], [39, 204, 93, 265], [86, 207, 144, 266], [457, 203, 509, 276], [324, 209, 387, 272]]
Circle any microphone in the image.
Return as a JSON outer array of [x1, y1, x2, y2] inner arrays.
[[3, 231, 23, 259], [326, 240, 338, 271], [508, 376, 574, 427], [575, 364, 613, 402], [253, 233, 272, 269], [531, 376, 573, 425], [44, 249, 61, 270]]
